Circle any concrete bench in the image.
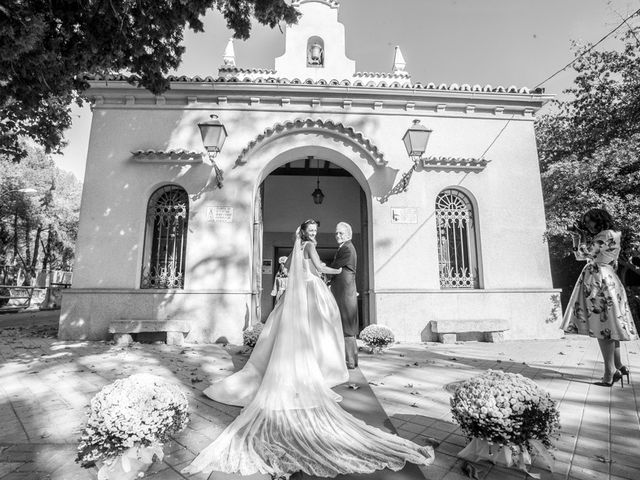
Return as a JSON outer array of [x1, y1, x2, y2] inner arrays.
[[108, 320, 191, 346], [430, 319, 510, 344]]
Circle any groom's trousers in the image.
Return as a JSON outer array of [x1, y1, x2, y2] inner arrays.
[[345, 336, 358, 369]]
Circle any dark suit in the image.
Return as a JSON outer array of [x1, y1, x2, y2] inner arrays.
[[330, 240, 358, 368]]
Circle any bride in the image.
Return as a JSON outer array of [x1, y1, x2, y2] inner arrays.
[[183, 219, 434, 478]]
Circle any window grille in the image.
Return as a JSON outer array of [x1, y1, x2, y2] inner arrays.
[[141, 186, 189, 289], [436, 189, 479, 289]]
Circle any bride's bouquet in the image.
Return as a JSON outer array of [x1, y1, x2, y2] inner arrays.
[[76, 374, 189, 478], [450, 370, 559, 472]]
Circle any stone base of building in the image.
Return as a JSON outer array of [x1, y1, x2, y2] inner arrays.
[[375, 288, 563, 342], [59, 289, 250, 344], [61, 288, 562, 344]]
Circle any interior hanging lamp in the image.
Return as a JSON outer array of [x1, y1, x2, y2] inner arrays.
[[311, 156, 325, 205]]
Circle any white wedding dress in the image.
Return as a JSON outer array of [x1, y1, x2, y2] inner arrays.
[[183, 234, 434, 478]]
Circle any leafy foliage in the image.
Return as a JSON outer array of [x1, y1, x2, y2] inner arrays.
[[0, 140, 82, 280], [536, 25, 640, 279], [537, 29, 640, 170], [0, 0, 300, 159]]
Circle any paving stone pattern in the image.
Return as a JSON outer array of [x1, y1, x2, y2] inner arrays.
[[0, 319, 638, 480]]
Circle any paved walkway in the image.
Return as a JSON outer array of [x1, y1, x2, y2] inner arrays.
[[0, 315, 639, 479]]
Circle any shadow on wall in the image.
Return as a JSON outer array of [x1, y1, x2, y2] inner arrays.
[[68, 110, 435, 343], [63, 108, 259, 343]]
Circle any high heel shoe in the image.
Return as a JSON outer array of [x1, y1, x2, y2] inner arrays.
[[619, 366, 631, 384], [595, 371, 624, 388]]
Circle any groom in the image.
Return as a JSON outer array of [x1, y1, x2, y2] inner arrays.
[[329, 222, 359, 369]]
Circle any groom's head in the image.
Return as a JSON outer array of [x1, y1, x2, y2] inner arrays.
[[335, 222, 352, 246]]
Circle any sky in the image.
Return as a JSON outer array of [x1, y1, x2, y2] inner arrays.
[[53, 0, 640, 182]]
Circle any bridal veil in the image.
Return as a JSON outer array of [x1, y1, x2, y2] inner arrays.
[[183, 230, 434, 477]]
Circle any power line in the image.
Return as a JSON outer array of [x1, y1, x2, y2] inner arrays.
[[478, 114, 515, 161], [534, 7, 640, 89], [476, 8, 640, 162]]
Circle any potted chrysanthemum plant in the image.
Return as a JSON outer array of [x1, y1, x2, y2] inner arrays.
[[359, 325, 395, 353], [450, 370, 560, 475], [76, 374, 189, 480], [243, 322, 264, 348]]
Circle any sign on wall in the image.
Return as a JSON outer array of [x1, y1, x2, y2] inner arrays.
[[391, 207, 418, 224], [262, 259, 273, 275], [206, 206, 234, 223]]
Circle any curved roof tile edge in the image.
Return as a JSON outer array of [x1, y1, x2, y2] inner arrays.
[[131, 149, 204, 160], [85, 74, 540, 94], [219, 67, 277, 74], [235, 118, 387, 166], [354, 71, 411, 79], [421, 156, 492, 164]]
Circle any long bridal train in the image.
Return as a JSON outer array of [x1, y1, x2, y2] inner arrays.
[[183, 232, 434, 477]]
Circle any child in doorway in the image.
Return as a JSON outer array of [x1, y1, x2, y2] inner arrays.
[[270, 256, 288, 302]]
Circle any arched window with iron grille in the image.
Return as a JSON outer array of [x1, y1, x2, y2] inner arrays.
[[141, 185, 189, 289], [435, 189, 479, 289]]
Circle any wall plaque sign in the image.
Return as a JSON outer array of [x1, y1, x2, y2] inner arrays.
[[262, 259, 273, 275], [391, 207, 418, 224], [206, 206, 234, 223]]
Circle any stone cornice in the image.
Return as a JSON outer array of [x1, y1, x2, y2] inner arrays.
[[87, 79, 552, 114]]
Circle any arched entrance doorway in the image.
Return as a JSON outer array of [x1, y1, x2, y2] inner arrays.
[[252, 152, 372, 332], [236, 119, 386, 331]]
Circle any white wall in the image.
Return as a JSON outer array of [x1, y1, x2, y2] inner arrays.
[[62, 91, 559, 342]]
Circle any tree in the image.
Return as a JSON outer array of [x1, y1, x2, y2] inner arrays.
[[0, 0, 300, 160], [536, 24, 640, 305], [537, 28, 640, 170], [0, 140, 82, 284]]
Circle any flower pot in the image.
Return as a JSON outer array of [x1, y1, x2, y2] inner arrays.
[[457, 438, 553, 476], [97, 444, 163, 480]]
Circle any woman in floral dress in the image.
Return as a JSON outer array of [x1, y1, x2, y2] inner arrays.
[[561, 209, 638, 386]]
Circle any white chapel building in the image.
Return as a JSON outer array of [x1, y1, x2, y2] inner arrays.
[[60, 0, 561, 344]]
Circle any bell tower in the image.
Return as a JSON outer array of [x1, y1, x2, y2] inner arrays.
[[274, 0, 356, 80]]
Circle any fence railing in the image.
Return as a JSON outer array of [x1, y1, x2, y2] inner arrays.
[[0, 267, 72, 288], [0, 285, 67, 312]]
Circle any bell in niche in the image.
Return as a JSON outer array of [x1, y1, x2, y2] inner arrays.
[[308, 43, 324, 66]]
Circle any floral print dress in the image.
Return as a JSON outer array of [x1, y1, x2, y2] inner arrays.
[[561, 230, 638, 341]]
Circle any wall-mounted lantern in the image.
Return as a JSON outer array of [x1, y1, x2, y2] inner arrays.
[[380, 119, 433, 203], [402, 119, 433, 163], [198, 114, 228, 188]]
